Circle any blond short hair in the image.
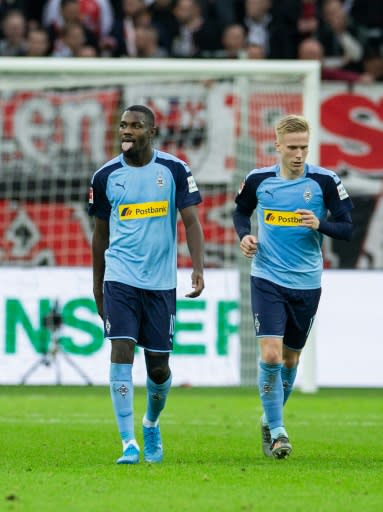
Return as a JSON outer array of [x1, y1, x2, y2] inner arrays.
[[275, 115, 310, 139]]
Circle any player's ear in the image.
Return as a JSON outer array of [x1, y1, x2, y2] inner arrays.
[[151, 126, 158, 138], [275, 140, 281, 153]]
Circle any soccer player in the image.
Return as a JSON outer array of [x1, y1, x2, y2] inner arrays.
[[233, 114, 353, 459], [88, 105, 204, 464]]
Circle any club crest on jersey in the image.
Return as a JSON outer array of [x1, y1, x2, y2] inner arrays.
[[105, 317, 111, 334], [88, 187, 94, 204], [156, 173, 165, 187], [303, 187, 312, 202]]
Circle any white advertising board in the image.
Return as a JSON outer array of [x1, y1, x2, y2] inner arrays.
[[0, 268, 240, 386], [0, 268, 381, 387]]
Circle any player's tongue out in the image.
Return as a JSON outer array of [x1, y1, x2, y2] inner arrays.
[[122, 141, 133, 152]]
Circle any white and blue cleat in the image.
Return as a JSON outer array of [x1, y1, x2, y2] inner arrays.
[[117, 439, 140, 465], [143, 424, 163, 463]]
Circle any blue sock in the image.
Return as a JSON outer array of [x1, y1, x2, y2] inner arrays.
[[281, 364, 298, 405], [144, 374, 172, 424], [110, 363, 135, 441], [258, 361, 285, 438]]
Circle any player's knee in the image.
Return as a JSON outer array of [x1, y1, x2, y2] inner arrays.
[[147, 365, 170, 384], [145, 352, 170, 383]]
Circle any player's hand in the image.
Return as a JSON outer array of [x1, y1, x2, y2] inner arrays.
[[185, 270, 204, 298], [295, 209, 320, 230], [240, 235, 258, 258]]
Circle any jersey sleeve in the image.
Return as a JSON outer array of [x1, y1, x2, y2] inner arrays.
[[234, 172, 259, 216], [175, 161, 202, 210], [88, 170, 111, 220], [324, 172, 354, 217]]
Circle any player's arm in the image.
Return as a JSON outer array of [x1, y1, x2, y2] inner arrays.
[[233, 174, 259, 257], [296, 209, 353, 240], [92, 217, 109, 319], [179, 205, 204, 298], [233, 205, 258, 258]]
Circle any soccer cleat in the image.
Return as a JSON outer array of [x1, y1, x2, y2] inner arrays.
[[260, 417, 273, 457], [143, 424, 163, 463], [116, 439, 140, 464], [271, 435, 292, 459]]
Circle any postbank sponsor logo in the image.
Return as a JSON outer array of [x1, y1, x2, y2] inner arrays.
[[264, 209, 303, 226], [119, 201, 168, 220]]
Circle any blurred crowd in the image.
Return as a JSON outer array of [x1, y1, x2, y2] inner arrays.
[[0, 0, 382, 82]]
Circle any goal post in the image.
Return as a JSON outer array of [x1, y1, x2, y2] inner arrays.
[[0, 57, 320, 390]]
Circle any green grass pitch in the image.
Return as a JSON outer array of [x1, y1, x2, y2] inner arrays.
[[0, 386, 382, 512]]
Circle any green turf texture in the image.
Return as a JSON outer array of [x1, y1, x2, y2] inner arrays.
[[0, 386, 381, 512]]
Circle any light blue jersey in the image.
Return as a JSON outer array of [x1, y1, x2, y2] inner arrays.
[[88, 149, 202, 290], [235, 163, 353, 289]]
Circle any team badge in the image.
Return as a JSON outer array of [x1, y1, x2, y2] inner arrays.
[[105, 317, 111, 334], [117, 384, 128, 397], [88, 187, 94, 204], [156, 173, 165, 187], [303, 187, 312, 202]]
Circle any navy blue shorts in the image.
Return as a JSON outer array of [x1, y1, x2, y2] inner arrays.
[[103, 281, 176, 352], [250, 277, 321, 351]]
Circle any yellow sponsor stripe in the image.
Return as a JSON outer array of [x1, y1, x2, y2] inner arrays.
[[119, 201, 168, 220], [264, 209, 303, 227]]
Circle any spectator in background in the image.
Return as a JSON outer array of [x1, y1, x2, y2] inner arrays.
[[51, 21, 89, 56], [134, 25, 168, 57], [109, 0, 150, 57], [350, 0, 383, 80], [171, 0, 223, 58], [242, 0, 271, 57], [149, 0, 179, 54], [0, 1, 25, 28], [209, 23, 247, 59], [25, 27, 51, 56], [298, 37, 374, 83], [0, 9, 27, 56], [269, 0, 319, 59], [43, 0, 114, 43], [45, 0, 99, 56], [318, 0, 367, 74]]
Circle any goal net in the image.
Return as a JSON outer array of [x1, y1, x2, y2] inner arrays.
[[0, 57, 320, 388]]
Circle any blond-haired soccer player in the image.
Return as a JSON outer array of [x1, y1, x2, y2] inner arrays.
[[233, 114, 353, 458]]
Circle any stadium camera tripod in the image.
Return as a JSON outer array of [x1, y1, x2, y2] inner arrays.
[[20, 303, 93, 386]]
